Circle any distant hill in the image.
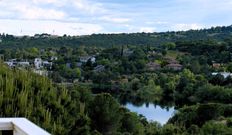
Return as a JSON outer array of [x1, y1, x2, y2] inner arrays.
[[0, 25, 232, 49]]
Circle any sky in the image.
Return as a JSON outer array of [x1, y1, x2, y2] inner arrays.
[[0, 0, 232, 36]]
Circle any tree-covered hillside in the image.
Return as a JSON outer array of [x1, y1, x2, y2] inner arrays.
[[2, 61, 232, 134], [0, 25, 232, 49], [0, 62, 174, 135]]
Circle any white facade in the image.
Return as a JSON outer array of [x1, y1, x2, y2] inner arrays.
[[212, 72, 232, 78], [50, 56, 58, 61], [80, 56, 96, 63], [4, 62, 14, 67], [0, 118, 50, 135], [90, 57, 96, 63], [18, 62, 30, 67], [34, 58, 43, 69]]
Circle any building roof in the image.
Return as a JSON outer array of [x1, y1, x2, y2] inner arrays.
[[147, 62, 161, 67]]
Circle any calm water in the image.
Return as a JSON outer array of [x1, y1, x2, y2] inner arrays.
[[125, 103, 175, 125]]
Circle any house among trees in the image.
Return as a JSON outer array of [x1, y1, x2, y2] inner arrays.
[[34, 58, 52, 70], [4, 59, 30, 68], [212, 72, 232, 78], [123, 49, 134, 57], [94, 65, 105, 72], [43, 61, 52, 69], [4, 59, 17, 67], [80, 56, 96, 63], [165, 63, 183, 70], [164, 57, 179, 64], [50, 56, 58, 61], [34, 58, 43, 69], [4, 61, 14, 67], [146, 62, 161, 71], [163, 57, 183, 70], [17, 61, 30, 67], [212, 63, 222, 69], [66, 63, 71, 68], [76, 62, 83, 68]]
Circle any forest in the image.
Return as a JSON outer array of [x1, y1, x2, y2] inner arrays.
[[1, 25, 232, 134], [0, 25, 232, 49]]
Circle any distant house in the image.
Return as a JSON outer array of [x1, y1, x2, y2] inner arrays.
[[212, 63, 222, 69], [148, 51, 157, 55], [66, 63, 71, 68], [146, 62, 161, 71], [4, 59, 17, 67], [80, 56, 96, 63], [4, 61, 14, 67], [9, 59, 17, 63], [164, 57, 179, 64], [90, 57, 96, 63], [94, 65, 105, 72], [18, 62, 30, 67], [4, 59, 30, 68], [212, 72, 232, 78], [50, 56, 58, 61], [80, 56, 90, 63], [34, 58, 43, 69], [34, 34, 51, 39], [33, 69, 48, 76], [123, 49, 134, 57], [43, 61, 52, 69], [165, 63, 183, 71], [76, 62, 83, 68]]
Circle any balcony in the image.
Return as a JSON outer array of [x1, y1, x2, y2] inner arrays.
[[0, 118, 50, 135]]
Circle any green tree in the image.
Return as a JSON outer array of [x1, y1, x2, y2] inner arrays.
[[121, 112, 145, 135], [73, 68, 81, 79], [89, 94, 122, 135]]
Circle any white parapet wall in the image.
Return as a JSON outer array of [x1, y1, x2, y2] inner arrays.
[[0, 118, 51, 135]]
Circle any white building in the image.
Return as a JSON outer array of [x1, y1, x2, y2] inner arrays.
[[212, 72, 232, 78], [80, 56, 96, 63], [33, 69, 48, 76], [50, 56, 58, 61], [4, 59, 17, 67], [34, 58, 43, 69], [0, 118, 50, 135], [18, 62, 30, 67], [43, 61, 53, 70], [4, 61, 14, 67]]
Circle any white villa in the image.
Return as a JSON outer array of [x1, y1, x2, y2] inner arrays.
[[34, 58, 43, 69], [212, 72, 232, 78], [80, 56, 96, 63]]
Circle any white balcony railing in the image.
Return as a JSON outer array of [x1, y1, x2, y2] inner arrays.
[[0, 118, 50, 135]]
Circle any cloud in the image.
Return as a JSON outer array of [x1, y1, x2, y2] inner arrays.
[[32, 0, 67, 7], [140, 27, 156, 33], [0, 19, 103, 36], [15, 5, 66, 20], [73, 0, 106, 14], [0, 0, 66, 20], [172, 23, 204, 31], [0, 0, 232, 35], [146, 21, 168, 25], [32, 0, 59, 4], [99, 16, 131, 23]]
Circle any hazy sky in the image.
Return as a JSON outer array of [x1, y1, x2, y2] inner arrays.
[[0, 0, 232, 35]]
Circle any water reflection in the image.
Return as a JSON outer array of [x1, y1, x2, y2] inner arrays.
[[125, 103, 175, 125]]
